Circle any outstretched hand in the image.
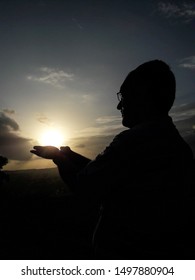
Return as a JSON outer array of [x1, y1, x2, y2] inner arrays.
[[30, 146, 60, 159]]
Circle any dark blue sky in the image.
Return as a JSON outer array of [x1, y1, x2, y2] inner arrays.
[[0, 0, 195, 169]]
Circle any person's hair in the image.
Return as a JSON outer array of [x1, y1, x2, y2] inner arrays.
[[121, 60, 176, 114]]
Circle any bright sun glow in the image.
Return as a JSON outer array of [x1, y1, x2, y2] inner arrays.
[[39, 129, 65, 147]]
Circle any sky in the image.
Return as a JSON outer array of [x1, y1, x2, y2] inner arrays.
[[0, 0, 195, 170]]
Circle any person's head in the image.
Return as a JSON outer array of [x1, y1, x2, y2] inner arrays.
[[117, 60, 176, 128]]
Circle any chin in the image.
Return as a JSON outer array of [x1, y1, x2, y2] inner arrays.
[[122, 118, 131, 128], [122, 116, 138, 128]]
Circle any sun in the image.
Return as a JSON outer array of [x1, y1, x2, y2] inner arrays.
[[39, 128, 65, 147]]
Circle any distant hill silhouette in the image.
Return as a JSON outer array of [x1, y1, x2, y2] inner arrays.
[[2, 168, 68, 199]]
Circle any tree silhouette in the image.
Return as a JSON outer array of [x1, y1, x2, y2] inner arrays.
[[0, 156, 8, 169], [0, 156, 9, 185]]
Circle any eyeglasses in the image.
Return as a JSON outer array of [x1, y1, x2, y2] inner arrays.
[[117, 92, 123, 102]]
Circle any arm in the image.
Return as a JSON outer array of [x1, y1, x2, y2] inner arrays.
[[57, 146, 91, 167], [30, 131, 127, 194], [30, 146, 91, 189], [53, 146, 91, 188]]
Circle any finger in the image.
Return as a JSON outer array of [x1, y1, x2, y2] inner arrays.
[[60, 146, 71, 152], [44, 146, 58, 149], [30, 149, 50, 159], [33, 146, 44, 151], [30, 150, 39, 155]]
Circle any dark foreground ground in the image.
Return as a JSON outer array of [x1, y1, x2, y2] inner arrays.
[[0, 168, 98, 260], [1, 167, 195, 260]]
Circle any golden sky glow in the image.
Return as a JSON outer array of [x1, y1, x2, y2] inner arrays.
[[39, 128, 65, 148], [0, 1, 195, 170]]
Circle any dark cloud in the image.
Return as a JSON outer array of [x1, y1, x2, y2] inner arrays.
[[0, 111, 19, 132], [158, 2, 195, 23], [179, 56, 195, 70], [3, 109, 15, 115], [0, 111, 33, 161], [171, 102, 195, 134], [175, 115, 195, 135], [171, 102, 195, 114]]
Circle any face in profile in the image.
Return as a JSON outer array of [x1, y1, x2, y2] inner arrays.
[[117, 92, 144, 128], [117, 77, 146, 128]]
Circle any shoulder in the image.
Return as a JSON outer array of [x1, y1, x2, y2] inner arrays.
[[112, 129, 138, 144], [95, 129, 137, 160]]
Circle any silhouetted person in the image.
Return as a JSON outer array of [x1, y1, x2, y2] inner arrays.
[[31, 60, 194, 259]]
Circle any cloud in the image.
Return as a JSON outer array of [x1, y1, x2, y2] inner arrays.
[[81, 94, 96, 103], [158, 2, 195, 22], [74, 115, 123, 137], [96, 115, 122, 124], [179, 56, 195, 69], [171, 102, 195, 122], [0, 111, 19, 132], [3, 109, 15, 115], [36, 113, 53, 126], [27, 67, 74, 88], [0, 111, 33, 161]]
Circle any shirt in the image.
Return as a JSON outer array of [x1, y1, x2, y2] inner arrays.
[[77, 116, 194, 259]]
